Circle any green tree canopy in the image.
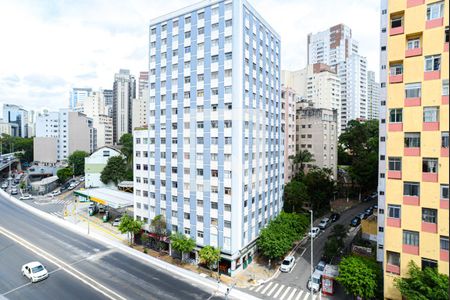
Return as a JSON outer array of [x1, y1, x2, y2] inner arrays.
[[68, 150, 89, 176], [283, 180, 309, 213], [336, 255, 381, 299], [289, 149, 315, 175], [118, 215, 143, 245], [303, 167, 335, 215], [170, 232, 196, 261], [0, 134, 33, 162], [199, 245, 221, 270], [394, 261, 449, 300], [100, 156, 128, 185], [150, 215, 167, 251], [56, 167, 73, 184]]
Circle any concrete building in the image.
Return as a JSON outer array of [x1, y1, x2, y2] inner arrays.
[[103, 89, 113, 117], [113, 69, 136, 144], [85, 146, 123, 189], [378, 0, 449, 298], [3, 104, 29, 137], [138, 71, 149, 99], [34, 109, 95, 163], [282, 87, 300, 183], [367, 70, 380, 120], [69, 88, 92, 110], [295, 104, 338, 179], [134, 0, 283, 275], [0, 120, 12, 136], [132, 88, 149, 130]]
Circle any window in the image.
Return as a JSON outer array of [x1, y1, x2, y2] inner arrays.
[[387, 251, 400, 267], [388, 157, 401, 171], [423, 107, 439, 122], [423, 158, 438, 173], [197, 215, 203, 222], [442, 132, 449, 148], [443, 79, 449, 96], [390, 64, 403, 75], [198, 11, 204, 19], [425, 55, 441, 71], [404, 182, 420, 197], [184, 228, 190, 235], [391, 16, 403, 28], [389, 108, 402, 123], [197, 231, 203, 238], [388, 205, 401, 219], [403, 230, 419, 246], [422, 208, 437, 224], [446, 26, 449, 43], [404, 133, 420, 148], [426, 1, 444, 20], [421, 258, 437, 270], [407, 38, 420, 49], [405, 83, 421, 98], [441, 185, 449, 199], [184, 46, 191, 54], [441, 236, 449, 251], [185, 16, 191, 24]]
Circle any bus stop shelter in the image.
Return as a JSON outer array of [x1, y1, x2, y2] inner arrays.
[[74, 188, 133, 209]]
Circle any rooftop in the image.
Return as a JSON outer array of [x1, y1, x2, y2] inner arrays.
[[74, 188, 133, 209]]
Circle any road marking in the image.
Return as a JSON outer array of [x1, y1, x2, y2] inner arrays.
[[266, 282, 279, 297], [273, 284, 285, 298], [260, 282, 273, 294], [249, 286, 255, 291], [289, 262, 297, 273], [299, 248, 307, 257], [302, 292, 315, 300], [255, 284, 264, 292], [0, 226, 126, 300], [286, 288, 297, 300], [294, 290, 304, 300], [279, 286, 291, 300]]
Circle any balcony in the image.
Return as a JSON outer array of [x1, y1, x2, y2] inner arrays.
[[424, 70, 441, 81], [421, 222, 437, 233], [422, 172, 438, 182], [402, 244, 419, 255], [405, 97, 421, 107], [404, 147, 420, 156], [388, 170, 402, 179], [442, 147, 449, 157], [441, 199, 449, 209], [426, 17, 443, 29], [390, 26, 404, 36], [405, 47, 422, 57], [442, 95, 449, 104], [403, 195, 420, 206], [389, 74, 403, 84], [423, 122, 439, 131], [389, 123, 403, 132], [407, 0, 424, 7], [386, 264, 400, 275], [387, 217, 401, 227], [441, 250, 449, 262]]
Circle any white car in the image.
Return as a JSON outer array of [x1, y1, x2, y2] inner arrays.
[[318, 218, 330, 230], [79, 177, 85, 182], [1, 182, 8, 189], [49, 190, 61, 197], [20, 194, 33, 200], [21, 261, 49, 282], [308, 227, 320, 238], [112, 217, 122, 227], [307, 270, 322, 293], [280, 256, 295, 272]]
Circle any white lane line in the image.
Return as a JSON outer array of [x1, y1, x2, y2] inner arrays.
[[255, 284, 264, 292], [0, 226, 125, 300], [286, 288, 297, 300], [266, 283, 279, 297], [273, 284, 285, 298], [294, 290, 304, 300], [249, 286, 255, 291], [279, 286, 291, 300], [299, 248, 307, 257], [261, 282, 273, 294], [302, 292, 315, 300]]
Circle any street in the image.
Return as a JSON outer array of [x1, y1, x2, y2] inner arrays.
[[245, 200, 376, 300], [0, 194, 226, 300]]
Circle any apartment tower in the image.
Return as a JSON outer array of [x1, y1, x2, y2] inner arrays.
[[113, 69, 136, 143]]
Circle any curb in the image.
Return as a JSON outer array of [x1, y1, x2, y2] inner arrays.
[[0, 190, 261, 300]]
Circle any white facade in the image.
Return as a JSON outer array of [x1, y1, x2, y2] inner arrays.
[[0, 120, 12, 136], [94, 115, 113, 148], [113, 69, 136, 143], [134, 0, 283, 274], [85, 146, 123, 189], [132, 88, 149, 130], [69, 88, 92, 110], [367, 70, 380, 120]]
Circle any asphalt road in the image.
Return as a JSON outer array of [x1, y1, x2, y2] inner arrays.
[[0, 194, 225, 300]]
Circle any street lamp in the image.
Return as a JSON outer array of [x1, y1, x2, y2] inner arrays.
[[309, 209, 313, 300]]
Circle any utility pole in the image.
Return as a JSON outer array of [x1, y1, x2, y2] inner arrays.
[[310, 209, 314, 300]]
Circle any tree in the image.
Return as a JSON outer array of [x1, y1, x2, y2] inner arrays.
[[0, 134, 33, 162], [118, 215, 143, 245], [119, 133, 133, 164], [170, 232, 196, 262], [100, 156, 128, 185], [57, 167, 73, 184], [141, 232, 150, 253], [199, 245, 221, 271], [68, 150, 89, 176], [323, 237, 341, 263], [289, 150, 315, 175], [283, 180, 309, 213], [303, 168, 335, 215], [394, 261, 449, 300], [150, 215, 167, 252], [337, 255, 381, 299], [331, 224, 348, 241]]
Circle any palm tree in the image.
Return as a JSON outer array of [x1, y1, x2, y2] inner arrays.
[[289, 150, 315, 175]]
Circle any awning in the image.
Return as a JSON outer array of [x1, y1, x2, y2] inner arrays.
[[74, 188, 133, 209]]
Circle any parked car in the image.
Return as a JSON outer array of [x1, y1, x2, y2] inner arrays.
[[307, 270, 322, 293], [112, 216, 122, 227], [350, 217, 361, 227], [21, 261, 49, 283], [11, 188, 18, 195], [1, 182, 8, 189], [315, 261, 327, 275], [79, 176, 85, 182], [20, 194, 33, 200], [280, 256, 296, 272], [330, 213, 340, 222], [318, 218, 331, 230], [357, 212, 367, 220], [308, 227, 321, 238], [98, 205, 106, 213], [68, 183, 76, 190], [49, 190, 61, 197], [365, 207, 373, 216]]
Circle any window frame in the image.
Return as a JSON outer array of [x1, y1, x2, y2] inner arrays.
[[424, 55, 441, 71], [422, 208, 437, 224], [404, 182, 420, 197], [388, 204, 401, 219], [426, 1, 444, 20]]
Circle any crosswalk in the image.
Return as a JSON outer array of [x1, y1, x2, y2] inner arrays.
[[249, 282, 318, 300], [55, 199, 73, 206], [49, 211, 64, 218]]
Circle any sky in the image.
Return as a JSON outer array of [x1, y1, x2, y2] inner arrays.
[[0, 0, 379, 113]]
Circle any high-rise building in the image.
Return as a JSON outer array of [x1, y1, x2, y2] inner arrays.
[[281, 87, 299, 183], [103, 89, 114, 117], [378, 0, 449, 298], [134, 0, 283, 275], [69, 88, 92, 110], [2, 104, 29, 138], [138, 71, 149, 99], [132, 87, 149, 130], [113, 69, 136, 143], [367, 70, 380, 120]]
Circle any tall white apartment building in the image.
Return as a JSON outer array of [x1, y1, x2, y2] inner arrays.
[[113, 69, 136, 143], [34, 109, 95, 163], [132, 88, 149, 130], [134, 0, 283, 275], [367, 70, 380, 120]]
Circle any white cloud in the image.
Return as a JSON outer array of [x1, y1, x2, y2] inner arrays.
[[0, 0, 379, 112]]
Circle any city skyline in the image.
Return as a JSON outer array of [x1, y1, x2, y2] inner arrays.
[[0, 0, 379, 111]]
